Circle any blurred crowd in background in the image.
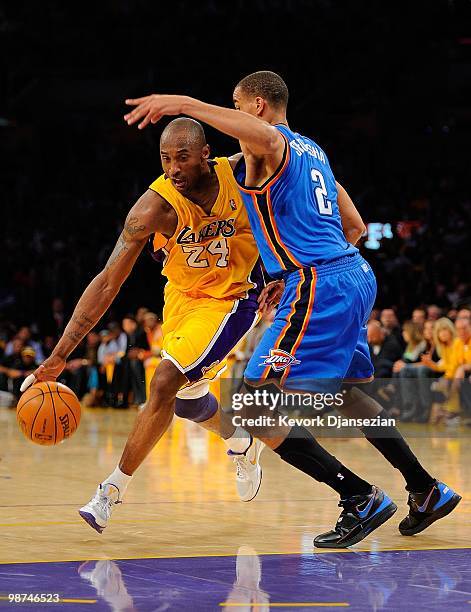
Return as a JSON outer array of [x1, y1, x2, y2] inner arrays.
[[1, 2, 470, 421], [1, 301, 470, 425]]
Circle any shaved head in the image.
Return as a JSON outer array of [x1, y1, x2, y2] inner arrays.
[[160, 117, 207, 149], [159, 117, 210, 194]]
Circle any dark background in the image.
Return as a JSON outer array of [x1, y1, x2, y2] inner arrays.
[[1, 0, 470, 331]]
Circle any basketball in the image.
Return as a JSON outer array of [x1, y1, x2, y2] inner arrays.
[[16, 382, 81, 446]]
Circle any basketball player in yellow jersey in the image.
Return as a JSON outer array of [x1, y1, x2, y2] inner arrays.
[[22, 118, 266, 533]]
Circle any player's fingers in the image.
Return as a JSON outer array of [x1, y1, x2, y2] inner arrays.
[[138, 112, 156, 129], [20, 373, 37, 393], [125, 104, 150, 125], [125, 97, 150, 106]]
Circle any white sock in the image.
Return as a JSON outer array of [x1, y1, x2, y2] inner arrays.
[[224, 426, 252, 454], [102, 466, 133, 499]]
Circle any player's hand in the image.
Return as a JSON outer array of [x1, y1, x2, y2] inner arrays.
[[124, 94, 189, 129], [258, 280, 284, 315], [20, 354, 67, 392]]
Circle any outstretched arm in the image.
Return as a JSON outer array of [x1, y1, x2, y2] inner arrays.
[[124, 95, 284, 158], [336, 181, 366, 246], [22, 190, 176, 388]]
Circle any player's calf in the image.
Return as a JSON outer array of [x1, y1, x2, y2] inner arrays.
[[80, 360, 185, 533], [175, 387, 265, 502]]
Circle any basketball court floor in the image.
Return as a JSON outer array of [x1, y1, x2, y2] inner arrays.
[[0, 407, 469, 610]]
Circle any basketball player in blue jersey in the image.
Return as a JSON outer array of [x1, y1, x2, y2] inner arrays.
[[125, 73, 460, 547]]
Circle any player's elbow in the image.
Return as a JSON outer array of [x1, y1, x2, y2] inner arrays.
[[346, 223, 366, 245]]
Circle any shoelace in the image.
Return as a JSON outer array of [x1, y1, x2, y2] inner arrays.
[[338, 495, 366, 510], [233, 456, 248, 480], [94, 493, 121, 517]]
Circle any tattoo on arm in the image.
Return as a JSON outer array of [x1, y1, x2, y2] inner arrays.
[[105, 234, 130, 270], [80, 311, 94, 324], [105, 216, 146, 271], [66, 331, 83, 343], [125, 216, 146, 237], [72, 311, 95, 330]]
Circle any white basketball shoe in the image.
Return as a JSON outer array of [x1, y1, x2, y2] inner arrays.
[[229, 437, 265, 502], [79, 483, 122, 533]]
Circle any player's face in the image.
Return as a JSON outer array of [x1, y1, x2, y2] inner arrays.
[[160, 143, 209, 194], [233, 87, 260, 117]]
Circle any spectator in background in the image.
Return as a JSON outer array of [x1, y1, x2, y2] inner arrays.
[[136, 307, 150, 328], [122, 315, 149, 352], [393, 321, 426, 375], [0, 346, 38, 400], [448, 283, 470, 309], [380, 308, 403, 346], [422, 317, 456, 374], [447, 309, 458, 322], [422, 320, 436, 354], [140, 313, 163, 397], [121, 315, 149, 407], [366, 320, 403, 410], [396, 320, 443, 423], [426, 305, 442, 321], [412, 308, 427, 327], [97, 322, 128, 407], [367, 320, 403, 378], [81, 331, 102, 407], [51, 298, 66, 336], [393, 321, 427, 421], [5, 326, 45, 363], [369, 308, 380, 322], [42, 335, 56, 359], [446, 315, 471, 420], [143, 312, 163, 359], [457, 307, 471, 321]]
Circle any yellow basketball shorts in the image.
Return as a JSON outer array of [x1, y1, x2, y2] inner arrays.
[[161, 284, 259, 384]]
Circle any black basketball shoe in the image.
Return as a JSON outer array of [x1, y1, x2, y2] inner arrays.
[[314, 486, 397, 548], [399, 481, 461, 536]]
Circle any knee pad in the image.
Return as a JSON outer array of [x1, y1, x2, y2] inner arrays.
[[175, 385, 218, 423]]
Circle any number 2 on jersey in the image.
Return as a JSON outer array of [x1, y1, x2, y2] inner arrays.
[[183, 238, 229, 268], [311, 169, 332, 216]]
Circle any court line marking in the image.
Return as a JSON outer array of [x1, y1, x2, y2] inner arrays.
[[0, 597, 96, 604], [1, 546, 470, 565], [221, 604, 349, 608], [60, 600, 96, 604]]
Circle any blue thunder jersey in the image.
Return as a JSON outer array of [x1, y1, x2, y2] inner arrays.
[[234, 124, 357, 278]]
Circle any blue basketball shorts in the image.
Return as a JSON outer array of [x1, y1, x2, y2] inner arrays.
[[244, 254, 376, 392]]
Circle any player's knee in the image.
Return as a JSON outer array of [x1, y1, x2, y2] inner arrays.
[[149, 360, 183, 407], [339, 386, 382, 419]]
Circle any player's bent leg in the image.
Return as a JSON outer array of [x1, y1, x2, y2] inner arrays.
[[79, 359, 186, 533], [175, 382, 265, 502]]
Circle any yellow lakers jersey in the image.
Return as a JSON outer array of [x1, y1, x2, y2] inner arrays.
[[149, 157, 260, 300]]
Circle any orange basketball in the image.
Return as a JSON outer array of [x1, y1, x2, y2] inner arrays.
[[16, 381, 81, 446]]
